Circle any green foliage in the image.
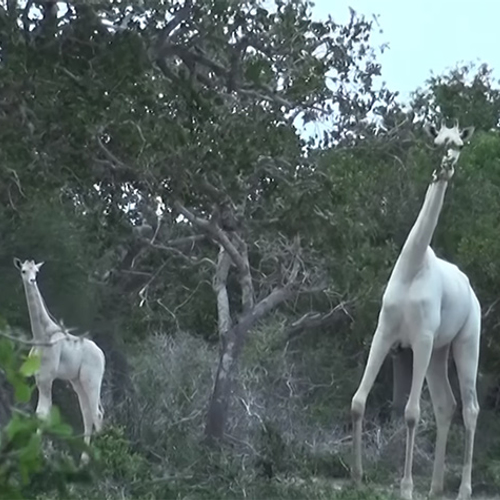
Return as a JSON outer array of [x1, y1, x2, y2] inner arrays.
[[412, 63, 500, 131], [0, 338, 37, 405], [92, 426, 148, 483], [0, 333, 86, 500]]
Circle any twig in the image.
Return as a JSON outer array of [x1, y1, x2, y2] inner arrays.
[[150, 234, 206, 251], [0, 330, 71, 347], [96, 135, 126, 168], [483, 297, 500, 319], [156, 299, 180, 331], [150, 215, 162, 245]]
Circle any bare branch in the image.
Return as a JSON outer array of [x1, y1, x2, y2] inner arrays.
[[156, 298, 180, 331], [285, 302, 352, 342], [174, 202, 248, 276], [138, 262, 168, 307], [150, 234, 206, 251], [96, 135, 127, 168], [0, 329, 82, 347], [483, 297, 500, 320], [156, 0, 193, 51]]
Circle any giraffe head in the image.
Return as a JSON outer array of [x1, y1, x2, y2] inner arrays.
[[424, 119, 474, 181], [14, 258, 44, 285]]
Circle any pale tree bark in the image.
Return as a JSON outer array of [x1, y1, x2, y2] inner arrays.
[[174, 201, 300, 443], [204, 280, 298, 441]]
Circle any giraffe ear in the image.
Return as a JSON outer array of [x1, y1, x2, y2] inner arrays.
[[34, 261, 45, 271], [13, 258, 22, 270], [460, 126, 475, 143], [424, 123, 438, 138]]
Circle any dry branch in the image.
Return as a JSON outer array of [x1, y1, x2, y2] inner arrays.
[[285, 302, 352, 343], [174, 201, 248, 277]]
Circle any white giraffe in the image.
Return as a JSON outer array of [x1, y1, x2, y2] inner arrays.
[[350, 120, 479, 500], [14, 258, 105, 464]]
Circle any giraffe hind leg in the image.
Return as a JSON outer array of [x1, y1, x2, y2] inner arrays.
[[71, 379, 93, 465], [426, 345, 456, 498], [452, 314, 480, 500]]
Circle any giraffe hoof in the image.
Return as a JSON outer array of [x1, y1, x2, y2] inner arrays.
[[80, 451, 90, 465], [456, 486, 471, 500], [400, 479, 413, 500], [428, 488, 443, 499]]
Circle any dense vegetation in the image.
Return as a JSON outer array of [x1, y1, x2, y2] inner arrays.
[[0, 1, 499, 499]]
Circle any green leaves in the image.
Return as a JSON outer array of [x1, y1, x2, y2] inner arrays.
[[19, 352, 41, 378], [0, 339, 34, 404], [0, 323, 82, 498], [0, 338, 14, 368], [14, 383, 32, 405]]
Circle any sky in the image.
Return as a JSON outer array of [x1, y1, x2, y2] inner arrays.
[[311, 0, 500, 101]]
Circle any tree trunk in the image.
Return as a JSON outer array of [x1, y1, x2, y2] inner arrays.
[[174, 202, 300, 443], [204, 334, 239, 442], [391, 348, 412, 419], [204, 286, 295, 442]]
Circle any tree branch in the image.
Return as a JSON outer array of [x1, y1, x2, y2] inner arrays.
[[233, 234, 254, 313], [0, 329, 81, 347], [284, 302, 352, 342], [156, 0, 193, 52], [150, 234, 206, 251], [214, 246, 232, 336], [174, 201, 248, 276]]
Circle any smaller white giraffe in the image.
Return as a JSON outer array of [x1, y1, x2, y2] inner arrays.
[[14, 258, 106, 464], [350, 119, 478, 500]]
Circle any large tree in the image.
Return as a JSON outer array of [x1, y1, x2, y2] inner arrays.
[[0, 0, 395, 440]]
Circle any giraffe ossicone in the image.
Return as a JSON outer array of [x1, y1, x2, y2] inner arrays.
[[350, 119, 479, 500], [14, 258, 106, 465]]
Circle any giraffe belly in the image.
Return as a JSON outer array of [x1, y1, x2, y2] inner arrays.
[[56, 342, 84, 380]]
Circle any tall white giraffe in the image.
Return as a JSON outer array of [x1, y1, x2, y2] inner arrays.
[[14, 258, 105, 463], [350, 120, 479, 500]]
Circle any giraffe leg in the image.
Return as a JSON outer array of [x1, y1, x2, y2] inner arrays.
[[426, 345, 456, 498], [80, 361, 105, 434], [35, 377, 54, 420], [452, 319, 480, 500], [400, 334, 433, 500], [34, 377, 55, 459], [351, 327, 394, 485], [71, 380, 93, 465]]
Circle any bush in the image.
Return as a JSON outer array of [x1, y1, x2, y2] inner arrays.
[[0, 334, 87, 500]]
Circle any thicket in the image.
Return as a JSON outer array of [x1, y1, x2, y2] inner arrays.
[[0, 1, 500, 499]]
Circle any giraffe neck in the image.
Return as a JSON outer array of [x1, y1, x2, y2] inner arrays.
[[23, 281, 60, 340], [392, 178, 449, 280]]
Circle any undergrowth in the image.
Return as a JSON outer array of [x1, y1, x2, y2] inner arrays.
[[3, 326, 500, 499]]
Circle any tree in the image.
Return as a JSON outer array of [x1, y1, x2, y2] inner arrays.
[[0, 0, 395, 441]]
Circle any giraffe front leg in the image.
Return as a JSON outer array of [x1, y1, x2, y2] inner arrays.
[[34, 377, 55, 460], [35, 377, 54, 420], [351, 327, 393, 485]]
